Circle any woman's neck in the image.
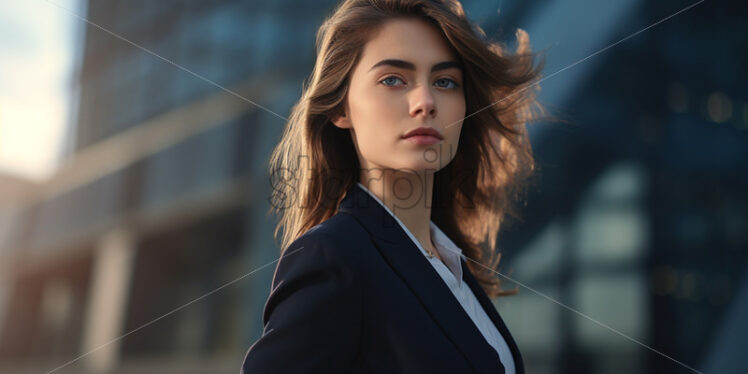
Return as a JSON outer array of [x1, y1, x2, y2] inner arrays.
[[360, 170, 437, 257]]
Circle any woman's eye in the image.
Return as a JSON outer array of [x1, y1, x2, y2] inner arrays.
[[380, 76, 405, 86], [435, 78, 459, 89]]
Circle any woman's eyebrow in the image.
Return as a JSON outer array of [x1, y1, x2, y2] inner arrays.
[[368, 59, 463, 73]]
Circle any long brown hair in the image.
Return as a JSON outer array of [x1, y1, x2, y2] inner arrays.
[[268, 0, 544, 299]]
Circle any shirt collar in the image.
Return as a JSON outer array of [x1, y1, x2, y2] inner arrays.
[[356, 182, 464, 286]]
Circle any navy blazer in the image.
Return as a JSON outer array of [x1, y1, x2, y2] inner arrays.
[[241, 183, 524, 373]]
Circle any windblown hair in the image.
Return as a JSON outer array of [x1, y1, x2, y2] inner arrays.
[[268, 0, 544, 299]]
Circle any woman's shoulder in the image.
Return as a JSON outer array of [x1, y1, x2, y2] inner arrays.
[[255, 212, 367, 361], [281, 211, 371, 268], [294, 210, 368, 247]]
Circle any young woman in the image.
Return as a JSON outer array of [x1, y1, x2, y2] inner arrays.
[[242, 0, 542, 373]]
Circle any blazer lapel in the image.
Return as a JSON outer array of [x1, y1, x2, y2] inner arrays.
[[338, 183, 506, 373], [461, 259, 526, 374]]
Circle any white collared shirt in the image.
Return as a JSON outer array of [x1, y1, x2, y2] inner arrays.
[[356, 182, 515, 374]]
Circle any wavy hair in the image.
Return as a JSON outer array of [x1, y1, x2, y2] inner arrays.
[[268, 0, 544, 299]]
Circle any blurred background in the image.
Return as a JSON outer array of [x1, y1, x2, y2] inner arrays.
[[0, 0, 745, 373]]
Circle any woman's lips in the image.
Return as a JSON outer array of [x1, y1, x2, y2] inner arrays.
[[403, 134, 442, 145]]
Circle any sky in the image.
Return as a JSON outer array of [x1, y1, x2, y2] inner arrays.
[[0, 0, 83, 181]]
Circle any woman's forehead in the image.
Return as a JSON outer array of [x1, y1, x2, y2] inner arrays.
[[360, 18, 457, 68]]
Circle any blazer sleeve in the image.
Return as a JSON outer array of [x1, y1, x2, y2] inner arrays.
[[241, 231, 363, 373]]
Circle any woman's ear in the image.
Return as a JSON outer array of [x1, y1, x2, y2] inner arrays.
[[330, 107, 352, 129]]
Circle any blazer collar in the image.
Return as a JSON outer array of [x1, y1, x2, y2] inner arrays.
[[338, 183, 524, 374]]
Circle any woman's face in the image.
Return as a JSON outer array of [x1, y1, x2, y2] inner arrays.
[[332, 17, 465, 179]]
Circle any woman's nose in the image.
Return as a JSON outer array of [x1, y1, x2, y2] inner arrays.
[[409, 85, 437, 119]]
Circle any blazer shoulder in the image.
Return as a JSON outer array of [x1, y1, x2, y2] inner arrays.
[[273, 212, 369, 287], [244, 214, 365, 373], [287, 211, 371, 259]]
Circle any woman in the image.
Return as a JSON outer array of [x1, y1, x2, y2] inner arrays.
[[242, 0, 542, 373]]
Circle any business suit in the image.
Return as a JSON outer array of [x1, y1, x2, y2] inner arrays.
[[241, 182, 524, 373]]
